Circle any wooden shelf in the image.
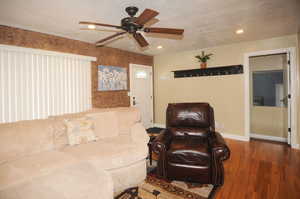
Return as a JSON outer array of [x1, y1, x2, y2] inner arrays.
[[173, 65, 243, 78]]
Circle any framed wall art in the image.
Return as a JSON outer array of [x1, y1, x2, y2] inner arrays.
[[98, 65, 127, 91]]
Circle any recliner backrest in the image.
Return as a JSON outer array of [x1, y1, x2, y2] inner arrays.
[[166, 103, 215, 137]]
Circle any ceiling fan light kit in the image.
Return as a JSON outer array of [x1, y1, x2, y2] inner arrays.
[[87, 24, 96, 29], [79, 6, 184, 48]]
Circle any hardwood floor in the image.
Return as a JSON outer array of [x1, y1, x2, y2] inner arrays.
[[215, 138, 300, 199]]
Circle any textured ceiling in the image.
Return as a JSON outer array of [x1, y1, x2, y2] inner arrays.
[[0, 0, 299, 55]]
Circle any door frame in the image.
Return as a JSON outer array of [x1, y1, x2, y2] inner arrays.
[[129, 63, 154, 127], [244, 47, 298, 149]]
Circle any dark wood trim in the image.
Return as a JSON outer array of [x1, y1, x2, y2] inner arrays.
[[173, 65, 243, 78]]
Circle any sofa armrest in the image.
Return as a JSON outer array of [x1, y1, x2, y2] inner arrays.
[[151, 129, 172, 154], [209, 132, 230, 161], [130, 122, 149, 145]]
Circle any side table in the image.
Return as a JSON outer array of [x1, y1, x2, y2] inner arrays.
[[146, 127, 165, 166], [147, 135, 157, 166]]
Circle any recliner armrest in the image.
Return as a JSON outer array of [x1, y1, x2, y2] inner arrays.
[[151, 129, 173, 178], [152, 129, 172, 154], [209, 132, 230, 161]]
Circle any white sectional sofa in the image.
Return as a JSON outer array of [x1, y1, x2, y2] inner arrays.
[[0, 107, 149, 199]]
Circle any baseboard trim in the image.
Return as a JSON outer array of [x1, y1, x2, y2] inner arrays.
[[250, 133, 287, 143], [220, 133, 250, 142], [153, 123, 166, 128], [292, 144, 300, 150]]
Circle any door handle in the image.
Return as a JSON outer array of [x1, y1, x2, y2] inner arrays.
[[133, 97, 136, 106], [280, 96, 288, 106], [280, 96, 288, 102]]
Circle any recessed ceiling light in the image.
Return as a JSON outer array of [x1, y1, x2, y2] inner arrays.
[[88, 24, 96, 29], [236, 29, 244, 34], [157, 45, 163, 49]]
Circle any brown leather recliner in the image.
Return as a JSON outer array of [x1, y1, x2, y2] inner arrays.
[[152, 103, 230, 186]]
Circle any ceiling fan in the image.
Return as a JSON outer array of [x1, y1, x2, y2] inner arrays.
[[79, 6, 184, 48]]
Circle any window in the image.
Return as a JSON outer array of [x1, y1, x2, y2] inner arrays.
[[135, 70, 147, 79], [0, 45, 96, 123], [252, 70, 284, 107]]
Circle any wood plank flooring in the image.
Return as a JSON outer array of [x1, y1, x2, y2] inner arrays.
[[215, 138, 300, 199]]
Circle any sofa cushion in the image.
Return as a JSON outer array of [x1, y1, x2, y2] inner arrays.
[[49, 109, 102, 150], [65, 118, 98, 146], [0, 151, 78, 190], [50, 119, 69, 150], [130, 123, 149, 145], [49, 107, 140, 148], [115, 107, 141, 134], [86, 112, 119, 139], [60, 135, 148, 170], [48, 108, 103, 120], [0, 162, 113, 199], [0, 119, 54, 165]]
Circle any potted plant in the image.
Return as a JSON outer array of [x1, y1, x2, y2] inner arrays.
[[195, 51, 213, 69]]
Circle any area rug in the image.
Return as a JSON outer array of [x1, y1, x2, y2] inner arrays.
[[115, 175, 218, 199], [115, 187, 139, 199]]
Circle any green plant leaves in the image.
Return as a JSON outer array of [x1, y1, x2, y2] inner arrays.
[[195, 51, 213, 63]]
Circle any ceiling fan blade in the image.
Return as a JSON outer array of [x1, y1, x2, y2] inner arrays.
[[95, 32, 126, 44], [133, 33, 149, 47], [135, 9, 159, 25], [79, 21, 122, 29], [144, 27, 184, 35], [80, 28, 122, 33]]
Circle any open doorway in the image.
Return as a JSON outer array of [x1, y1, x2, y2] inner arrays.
[[249, 53, 290, 143], [244, 48, 298, 148]]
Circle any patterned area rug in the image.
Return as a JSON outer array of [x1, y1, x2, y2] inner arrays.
[[115, 187, 139, 199], [115, 175, 218, 199]]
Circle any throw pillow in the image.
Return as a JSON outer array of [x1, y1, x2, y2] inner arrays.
[[65, 117, 98, 146]]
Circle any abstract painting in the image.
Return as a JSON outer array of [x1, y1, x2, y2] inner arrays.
[[98, 65, 127, 91]]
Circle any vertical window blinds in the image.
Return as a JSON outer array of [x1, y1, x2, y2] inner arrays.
[[0, 44, 96, 123]]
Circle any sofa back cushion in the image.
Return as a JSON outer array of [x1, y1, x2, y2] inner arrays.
[[87, 111, 119, 139], [0, 119, 54, 164], [130, 122, 149, 145], [115, 107, 141, 134], [50, 108, 141, 148]]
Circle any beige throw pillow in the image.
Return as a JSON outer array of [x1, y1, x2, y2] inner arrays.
[[65, 118, 98, 146]]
